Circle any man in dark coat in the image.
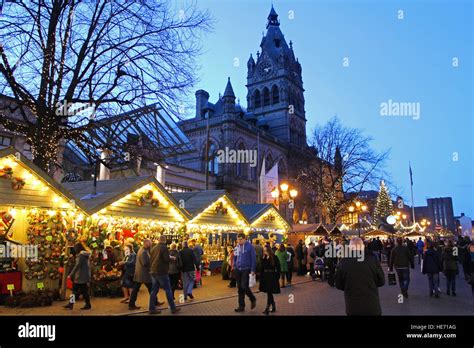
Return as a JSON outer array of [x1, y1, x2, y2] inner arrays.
[[65, 250, 91, 310], [389, 237, 415, 297], [179, 241, 198, 301], [422, 241, 442, 298], [295, 240, 305, 276], [128, 239, 163, 310], [149, 236, 180, 314], [335, 238, 385, 315]]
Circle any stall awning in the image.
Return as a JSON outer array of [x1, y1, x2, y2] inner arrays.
[[172, 190, 248, 228], [403, 231, 426, 238], [239, 203, 290, 232], [0, 147, 86, 212], [63, 176, 189, 222], [363, 229, 395, 238], [291, 223, 318, 234]]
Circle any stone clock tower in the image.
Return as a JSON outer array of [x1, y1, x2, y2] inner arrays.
[[246, 6, 307, 147]]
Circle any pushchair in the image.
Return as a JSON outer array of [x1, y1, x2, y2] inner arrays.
[[312, 257, 325, 281]]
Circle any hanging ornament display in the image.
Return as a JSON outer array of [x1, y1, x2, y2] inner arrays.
[[151, 198, 160, 208], [25, 210, 66, 280]]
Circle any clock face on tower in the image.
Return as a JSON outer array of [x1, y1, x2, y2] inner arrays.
[[258, 60, 273, 77]]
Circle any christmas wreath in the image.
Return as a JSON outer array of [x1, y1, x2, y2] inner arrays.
[[145, 190, 154, 200], [65, 228, 78, 243], [11, 177, 26, 191], [136, 196, 145, 207], [0, 166, 13, 179]]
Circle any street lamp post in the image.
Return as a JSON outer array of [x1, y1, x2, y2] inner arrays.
[[348, 201, 368, 237], [271, 183, 298, 223]]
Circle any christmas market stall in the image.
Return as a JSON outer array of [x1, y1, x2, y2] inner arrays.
[[173, 190, 249, 274], [0, 147, 87, 301], [362, 229, 394, 240], [303, 224, 329, 245], [329, 225, 343, 238], [288, 223, 319, 247], [239, 203, 290, 244], [63, 176, 189, 296], [403, 231, 426, 241]]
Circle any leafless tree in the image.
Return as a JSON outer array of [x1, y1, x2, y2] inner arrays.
[[294, 117, 390, 224], [0, 0, 211, 172]]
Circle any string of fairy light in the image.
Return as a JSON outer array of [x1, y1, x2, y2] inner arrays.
[[1, 155, 290, 236]]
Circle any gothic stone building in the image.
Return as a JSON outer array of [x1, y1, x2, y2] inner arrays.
[[171, 6, 309, 204]]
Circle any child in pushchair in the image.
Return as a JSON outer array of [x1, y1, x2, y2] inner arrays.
[[312, 257, 325, 281]]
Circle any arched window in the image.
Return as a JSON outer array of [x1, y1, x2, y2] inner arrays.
[[253, 90, 261, 108], [206, 143, 219, 175], [263, 87, 270, 106], [271, 85, 279, 104], [265, 153, 274, 170]]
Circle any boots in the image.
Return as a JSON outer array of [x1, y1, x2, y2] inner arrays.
[[263, 305, 270, 315], [271, 301, 276, 313], [81, 303, 91, 310], [63, 303, 73, 310]]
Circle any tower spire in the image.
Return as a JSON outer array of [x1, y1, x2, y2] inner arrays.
[[267, 5, 280, 28]]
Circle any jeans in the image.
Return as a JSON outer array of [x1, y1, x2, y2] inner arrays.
[[149, 274, 176, 311], [235, 269, 256, 308], [417, 250, 423, 264], [182, 271, 195, 298], [445, 270, 456, 293], [427, 273, 440, 295], [129, 282, 152, 308], [395, 268, 410, 292]]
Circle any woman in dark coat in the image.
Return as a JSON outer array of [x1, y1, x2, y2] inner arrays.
[[120, 244, 136, 303], [64, 250, 92, 310], [422, 241, 442, 298], [259, 245, 281, 315]]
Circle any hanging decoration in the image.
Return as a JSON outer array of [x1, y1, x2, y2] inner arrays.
[[0, 166, 13, 179], [0, 165, 27, 191], [11, 177, 26, 191], [214, 201, 228, 215], [135, 191, 160, 208], [263, 213, 275, 222]]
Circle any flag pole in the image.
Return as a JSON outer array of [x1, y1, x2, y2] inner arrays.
[[409, 162, 416, 223]]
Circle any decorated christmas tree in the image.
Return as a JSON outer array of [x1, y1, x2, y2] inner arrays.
[[374, 180, 393, 222]]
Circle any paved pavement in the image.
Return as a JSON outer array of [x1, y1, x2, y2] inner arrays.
[[129, 260, 474, 316], [1, 258, 472, 316]]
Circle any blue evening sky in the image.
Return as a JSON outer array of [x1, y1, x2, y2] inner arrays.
[[181, 0, 473, 216]]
